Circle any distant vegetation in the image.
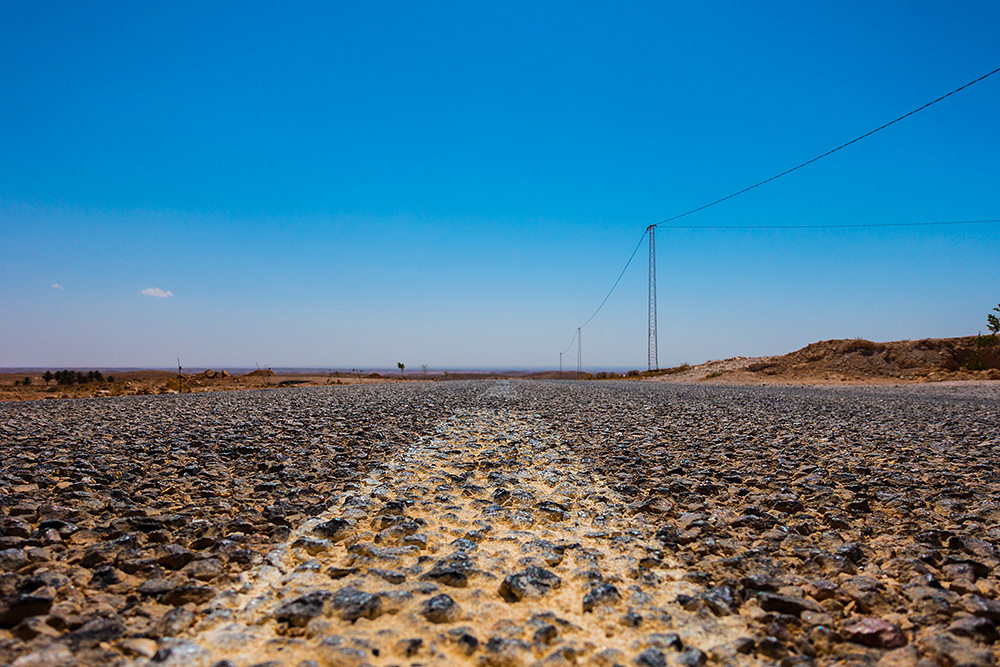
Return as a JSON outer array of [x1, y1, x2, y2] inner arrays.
[[622, 364, 691, 379], [46, 370, 114, 385], [964, 303, 1000, 371]]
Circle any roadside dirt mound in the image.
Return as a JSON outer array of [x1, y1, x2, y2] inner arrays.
[[650, 336, 1000, 384], [114, 370, 177, 380], [752, 336, 1000, 381], [192, 369, 229, 380]]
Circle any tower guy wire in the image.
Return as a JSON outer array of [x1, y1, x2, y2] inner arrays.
[[561, 227, 648, 357]]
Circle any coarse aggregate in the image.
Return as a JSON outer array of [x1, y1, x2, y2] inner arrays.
[[1, 379, 999, 667]]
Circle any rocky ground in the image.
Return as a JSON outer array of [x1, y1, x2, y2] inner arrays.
[[0, 370, 400, 402], [1, 380, 999, 667]]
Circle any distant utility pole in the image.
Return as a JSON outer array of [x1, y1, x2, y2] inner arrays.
[[577, 327, 582, 380], [559, 352, 562, 376], [647, 224, 658, 371]]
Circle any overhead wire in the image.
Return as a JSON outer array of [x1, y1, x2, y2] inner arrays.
[[579, 229, 649, 329], [558, 66, 1000, 364], [560, 330, 577, 355], [654, 66, 1000, 228], [659, 219, 1000, 230], [562, 227, 648, 353]]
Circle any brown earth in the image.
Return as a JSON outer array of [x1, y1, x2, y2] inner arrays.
[[0, 370, 542, 403], [2, 336, 997, 403], [646, 336, 1000, 385], [0, 371, 402, 403]]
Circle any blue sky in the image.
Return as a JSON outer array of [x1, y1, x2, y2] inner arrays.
[[2, 1, 998, 370]]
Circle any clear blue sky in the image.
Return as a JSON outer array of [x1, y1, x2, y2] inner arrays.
[[2, 1, 998, 370]]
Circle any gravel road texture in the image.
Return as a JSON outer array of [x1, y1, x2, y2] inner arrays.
[[1, 380, 999, 667]]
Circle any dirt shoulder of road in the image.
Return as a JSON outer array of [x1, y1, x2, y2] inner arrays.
[[0, 370, 402, 402], [0, 369, 532, 402]]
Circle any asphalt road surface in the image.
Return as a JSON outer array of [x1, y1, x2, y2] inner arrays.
[[2, 380, 999, 667]]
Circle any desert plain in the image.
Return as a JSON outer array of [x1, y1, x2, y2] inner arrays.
[[1, 338, 999, 667]]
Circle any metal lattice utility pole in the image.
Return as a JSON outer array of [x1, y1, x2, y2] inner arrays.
[[577, 327, 582, 379], [647, 225, 658, 371]]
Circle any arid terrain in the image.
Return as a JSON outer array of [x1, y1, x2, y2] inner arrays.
[[0, 370, 394, 403], [1, 379, 999, 667], [643, 337, 1000, 385], [2, 337, 997, 405], [0, 370, 531, 403]]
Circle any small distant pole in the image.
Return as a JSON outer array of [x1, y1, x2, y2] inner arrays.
[[648, 224, 658, 371], [559, 352, 562, 377], [577, 327, 582, 380], [177, 358, 183, 393]]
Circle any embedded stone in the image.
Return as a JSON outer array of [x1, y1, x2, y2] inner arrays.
[[332, 586, 383, 622], [273, 590, 335, 627], [499, 566, 562, 603], [421, 593, 462, 623], [841, 616, 907, 649], [582, 582, 621, 612], [314, 518, 355, 541], [421, 551, 476, 588]]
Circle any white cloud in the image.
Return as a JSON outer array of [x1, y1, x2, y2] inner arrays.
[[51, 283, 63, 290], [141, 287, 174, 298]]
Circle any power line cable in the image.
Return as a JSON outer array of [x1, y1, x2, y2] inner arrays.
[[562, 227, 649, 354], [661, 218, 1000, 230], [654, 66, 1000, 227], [558, 67, 999, 362], [558, 216, 999, 359], [561, 329, 577, 355], [579, 228, 648, 329]]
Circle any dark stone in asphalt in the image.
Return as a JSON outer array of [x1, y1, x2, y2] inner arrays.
[[314, 518, 353, 541], [421, 593, 462, 623], [421, 551, 476, 588], [273, 590, 334, 627], [840, 616, 907, 648], [62, 616, 126, 651], [582, 582, 621, 612], [332, 586, 383, 622], [757, 592, 823, 615], [498, 566, 562, 603], [0, 590, 55, 627], [635, 648, 667, 667], [162, 584, 217, 607]]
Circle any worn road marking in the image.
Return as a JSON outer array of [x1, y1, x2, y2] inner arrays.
[[139, 408, 759, 666]]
